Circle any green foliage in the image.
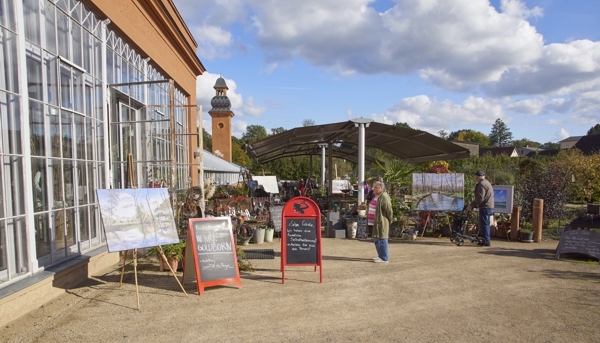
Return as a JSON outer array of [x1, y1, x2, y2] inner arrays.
[[370, 158, 414, 198], [241, 125, 268, 144], [539, 141, 560, 150], [148, 241, 186, 261], [512, 138, 540, 148], [488, 118, 513, 147], [520, 221, 533, 233], [586, 123, 600, 136], [236, 246, 254, 271], [202, 128, 212, 151], [515, 157, 571, 222], [232, 141, 250, 167], [449, 129, 491, 147]]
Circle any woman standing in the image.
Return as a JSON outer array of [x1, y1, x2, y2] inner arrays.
[[369, 180, 393, 263]]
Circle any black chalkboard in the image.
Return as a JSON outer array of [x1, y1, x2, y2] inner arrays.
[[357, 216, 368, 239], [556, 229, 600, 261], [191, 218, 238, 282], [285, 218, 318, 264]]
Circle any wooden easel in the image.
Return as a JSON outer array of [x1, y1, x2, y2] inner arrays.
[[118, 154, 188, 311]]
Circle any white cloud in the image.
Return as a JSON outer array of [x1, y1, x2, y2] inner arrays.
[[192, 25, 233, 60], [232, 120, 247, 139], [371, 95, 505, 134], [506, 98, 543, 115], [554, 128, 570, 141], [243, 97, 266, 118], [196, 72, 244, 116], [546, 119, 560, 125], [500, 0, 543, 19]]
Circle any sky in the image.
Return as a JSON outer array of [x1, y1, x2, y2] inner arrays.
[[171, 0, 600, 144]]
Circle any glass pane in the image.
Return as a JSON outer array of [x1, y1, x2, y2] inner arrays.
[[72, 69, 83, 112], [42, 1, 56, 54], [97, 162, 105, 189], [0, 27, 19, 93], [55, 0, 68, 13], [32, 157, 48, 211], [70, 19, 81, 66], [30, 100, 45, 156], [26, 53, 43, 100], [35, 213, 51, 258], [82, 5, 92, 31], [45, 52, 58, 105], [2, 156, 25, 216], [70, 0, 80, 22], [93, 38, 101, 79], [14, 217, 29, 274], [60, 64, 71, 108], [87, 161, 94, 202], [23, 0, 41, 45], [83, 31, 91, 72], [78, 206, 88, 241], [84, 83, 92, 117], [65, 208, 75, 248], [63, 160, 74, 207], [61, 111, 72, 158], [96, 121, 104, 161], [51, 159, 64, 207], [94, 80, 102, 120], [53, 209, 65, 251], [0, 0, 16, 31], [74, 114, 84, 159], [85, 116, 92, 160], [0, 91, 22, 154], [90, 204, 97, 239], [0, 220, 5, 273], [106, 49, 113, 84], [56, 10, 69, 58], [0, 158, 3, 218], [49, 106, 60, 157], [77, 160, 87, 205]]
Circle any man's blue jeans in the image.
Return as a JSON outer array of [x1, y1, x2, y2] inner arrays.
[[479, 208, 494, 244], [373, 238, 389, 261]]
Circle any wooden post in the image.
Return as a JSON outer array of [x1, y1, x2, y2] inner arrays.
[[510, 206, 520, 241], [533, 199, 544, 242]]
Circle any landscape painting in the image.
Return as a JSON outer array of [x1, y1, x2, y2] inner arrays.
[[97, 188, 179, 252], [492, 185, 514, 214], [412, 173, 465, 211]]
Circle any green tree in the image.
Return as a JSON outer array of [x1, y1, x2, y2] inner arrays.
[[586, 123, 600, 135], [511, 138, 540, 148], [241, 125, 268, 144], [271, 127, 286, 135], [438, 129, 449, 139], [394, 122, 413, 129], [202, 128, 212, 151], [489, 118, 513, 147], [449, 129, 490, 147], [540, 141, 559, 150], [231, 141, 250, 167]]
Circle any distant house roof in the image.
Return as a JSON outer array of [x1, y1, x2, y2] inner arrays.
[[202, 150, 243, 173], [479, 147, 519, 157], [559, 136, 583, 142], [573, 135, 600, 155]]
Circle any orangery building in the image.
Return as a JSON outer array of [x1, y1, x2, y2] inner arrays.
[[0, 0, 205, 325]]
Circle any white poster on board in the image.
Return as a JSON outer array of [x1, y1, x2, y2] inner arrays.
[[251, 176, 279, 194]]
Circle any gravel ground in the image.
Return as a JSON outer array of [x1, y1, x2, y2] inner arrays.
[[1, 236, 599, 343]]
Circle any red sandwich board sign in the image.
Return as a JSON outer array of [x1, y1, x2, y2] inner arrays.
[[182, 217, 241, 295], [281, 196, 322, 284]]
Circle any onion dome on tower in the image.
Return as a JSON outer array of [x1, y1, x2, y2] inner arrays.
[[209, 77, 231, 112]]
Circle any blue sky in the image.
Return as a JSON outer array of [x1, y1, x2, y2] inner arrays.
[[172, 0, 600, 144]]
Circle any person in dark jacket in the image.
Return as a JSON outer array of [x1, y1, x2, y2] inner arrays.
[[466, 170, 495, 246]]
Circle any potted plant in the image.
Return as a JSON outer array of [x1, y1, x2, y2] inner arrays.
[[264, 226, 275, 242], [253, 225, 266, 244], [149, 241, 186, 271], [520, 222, 534, 242], [437, 214, 452, 237]]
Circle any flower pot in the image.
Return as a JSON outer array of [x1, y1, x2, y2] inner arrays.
[[264, 229, 274, 242], [440, 225, 452, 237], [346, 221, 357, 239], [253, 227, 265, 244], [520, 231, 534, 242], [158, 257, 180, 271]]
